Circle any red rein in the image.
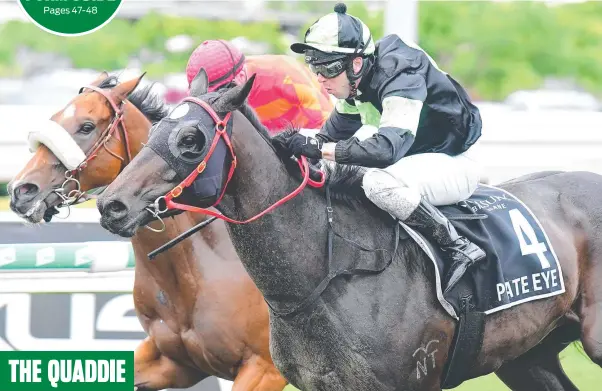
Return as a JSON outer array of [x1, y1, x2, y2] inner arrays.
[[162, 97, 325, 224]]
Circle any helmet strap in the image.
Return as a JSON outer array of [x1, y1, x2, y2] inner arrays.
[[345, 33, 372, 99], [347, 63, 359, 99]]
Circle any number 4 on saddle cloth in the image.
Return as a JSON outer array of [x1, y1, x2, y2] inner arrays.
[[404, 184, 565, 320], [403, 184, 566, 388]]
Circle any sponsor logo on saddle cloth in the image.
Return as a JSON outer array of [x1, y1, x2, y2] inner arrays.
[[400, 184, 565, 319]]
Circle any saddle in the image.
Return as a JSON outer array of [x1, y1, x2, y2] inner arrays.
[[407, 184, 564, 319], [402, 184, 565, 388]]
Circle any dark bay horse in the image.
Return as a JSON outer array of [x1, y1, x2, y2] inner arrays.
[[97, 69, 601, 391], [7, 72, 289, 391]]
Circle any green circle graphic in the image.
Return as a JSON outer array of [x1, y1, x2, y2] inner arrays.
[[18, 0, 123, 36]]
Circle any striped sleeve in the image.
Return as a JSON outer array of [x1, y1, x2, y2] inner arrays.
[[319, 99, 363, 141]]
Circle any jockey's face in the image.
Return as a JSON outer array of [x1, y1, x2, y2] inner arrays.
[[314, 57, 363, 99]]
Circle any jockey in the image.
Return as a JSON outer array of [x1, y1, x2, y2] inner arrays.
[[185, 39, 334, 133], [285, 2, 486, 293]]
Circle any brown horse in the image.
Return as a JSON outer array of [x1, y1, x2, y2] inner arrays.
[[96, 71, 602, 390], [7, 72, 289, 391]]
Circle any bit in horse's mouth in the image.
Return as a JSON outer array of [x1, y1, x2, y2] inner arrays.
[[102, 205, 175, 237], [43, 206, 60, 222], [156, 208, 182, 220]]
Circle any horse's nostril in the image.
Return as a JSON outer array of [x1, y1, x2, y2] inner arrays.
[[107, 200, 128, 215], [13, 183, 39, 200]]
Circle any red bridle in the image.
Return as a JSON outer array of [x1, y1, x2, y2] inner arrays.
[[74, 85, 133, 173], [161, 96, 325, 224], [51, 85, 134, 208]]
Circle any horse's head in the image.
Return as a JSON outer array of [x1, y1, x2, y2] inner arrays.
[[7, 71, 151, 223], [98, 68, 256, 237]]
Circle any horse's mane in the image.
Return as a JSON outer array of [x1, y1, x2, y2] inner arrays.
[[235, 102, 373, 209], [97, 75, 169, 123]]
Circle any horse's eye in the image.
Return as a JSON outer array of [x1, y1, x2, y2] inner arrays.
[[79, 122, 95, 134], [181, 135, 196, 147]]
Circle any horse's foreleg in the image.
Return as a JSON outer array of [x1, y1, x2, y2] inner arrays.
[[134, 336, 207, 390], [495, 323, 580, 391], [580, 305, 602, 366], [232, 354, 288, 391], [579, 247, 602, 367]]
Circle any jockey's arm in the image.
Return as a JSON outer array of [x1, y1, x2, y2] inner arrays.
[[316, 101, 361, 157], [318, 100, 362, 138], [321, 73, 427, 168]]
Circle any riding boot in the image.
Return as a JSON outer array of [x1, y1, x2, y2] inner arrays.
[[404, 198, 486, 294]]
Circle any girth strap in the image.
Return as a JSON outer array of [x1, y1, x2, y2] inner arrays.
[[440, 286, 486, 389]]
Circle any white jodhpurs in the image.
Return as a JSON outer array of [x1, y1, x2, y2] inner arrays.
[[362, 150, 482, 221]]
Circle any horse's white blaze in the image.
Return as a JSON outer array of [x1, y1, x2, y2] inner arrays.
[[62, 104, 76, 120]]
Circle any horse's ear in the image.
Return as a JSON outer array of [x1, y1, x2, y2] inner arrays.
[[189, 68, 209, 97], [111, 72, 146, 103], [90, 71, 109, 87], [214, 74, 256, 112]]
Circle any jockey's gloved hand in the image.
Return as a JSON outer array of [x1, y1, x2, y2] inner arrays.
[[271, 129, 298, 158], [287, 133, 326, 160]]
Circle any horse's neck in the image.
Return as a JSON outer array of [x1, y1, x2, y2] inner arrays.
[[122, 101, 151, 158], [218, 114, 401, 309], [131, 216, 198, 301], [130, 213, 238, 314]]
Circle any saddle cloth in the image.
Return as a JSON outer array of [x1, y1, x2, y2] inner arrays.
[[401, 184, 566, 320]]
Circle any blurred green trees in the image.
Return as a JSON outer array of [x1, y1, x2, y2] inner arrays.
[[0, 12, 286, 78], [418, 1, 602, 100], [1, 1, 601, 101]]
